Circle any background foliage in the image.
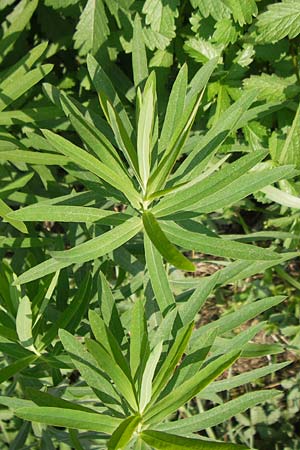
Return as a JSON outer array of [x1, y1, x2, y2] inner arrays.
[[0, 0, 300, 449]]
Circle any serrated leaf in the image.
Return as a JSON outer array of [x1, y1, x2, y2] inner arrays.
[[256, 1, 300, 43], [142, 0, 179, 50], [223, 0, 257, 26], [45, 0, 80, 8], [74, 0, 109, 55], [244, 74, 300, 102], [191, 0, 231, 21]]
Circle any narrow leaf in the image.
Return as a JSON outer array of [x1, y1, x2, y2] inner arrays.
[[141, 430, 248, 449], [14, 407, 121, 434], [143, 211, 195, 271], [107, 414, 141, 450]]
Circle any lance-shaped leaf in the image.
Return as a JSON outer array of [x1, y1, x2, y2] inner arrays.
[[158, 64, 188, 156], [143, 350, 240, 425], [144, 233, 175, 315], [89, 311, 131, 379], [51, 216, 142, 264], [0, 172, 34, 197], [87, 55, 134, 140], [0, 41, 47, 90], [137, 72, 156, 189], [139, 341, 163, 412], [0, 150, 70, 166], [172, 91, 257, 184], [86, 338, 138, 411], [41, 129, 140, 208], [278, 101, 300, 168], [0, 65, 53, 112], [260, 185, 300, 209], [132, 14, 148, 88], [0, 106, 60, 126], [8, 205, 128, 226], [146, 92, 202, 196], [107, 414, 141, 450], [106, 101, 141, 184], [0, 0, 39, 64], [190, 295, 286, 351], [149, 322, 194, 405], [160, 221, 281, 261], [146, 58, 218, 195], [14, 217, 142, 285], [203, 361, 290, 396], [14, 407, 121, 434], [190, 165, 296, 214], [59, 329, 122, 410], [39, 274, 92, 351], [153, 149, 268, 217], [42, 83, 128, 176], [16, 296, 35, 351], [25, 387, 95, 414], [143, 211, 195, 272], [130, 299, 150, 384], [0, 354, 38, 384], [157, 390, 280, 434], [141, 430, 248, 449], [98, 272, 125, 346], [0, 198, 27, 233]]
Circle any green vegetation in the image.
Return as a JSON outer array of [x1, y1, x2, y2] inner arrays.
[[0, 1, 299, 449]]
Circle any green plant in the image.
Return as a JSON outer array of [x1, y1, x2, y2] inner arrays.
[[3, 51, 296, 291], [1, 271, 290, 449], [1, 1, 300, 448]]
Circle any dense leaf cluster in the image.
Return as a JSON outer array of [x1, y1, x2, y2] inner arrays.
[[0, 1, 299, 449]]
